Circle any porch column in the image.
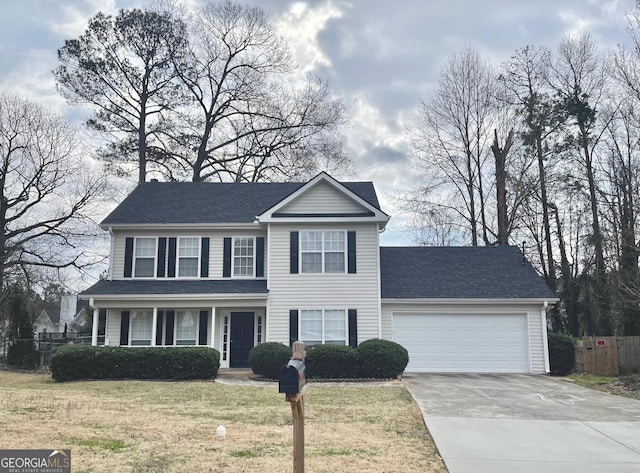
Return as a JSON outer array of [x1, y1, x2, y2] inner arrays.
[[90, 298, 98, 347], [210, 306, 216, 349], [151, 307, 158, 347]]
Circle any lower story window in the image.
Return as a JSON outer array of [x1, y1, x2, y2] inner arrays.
[[131, 310, 152, 346], [176, 310, 198, 345], [300, 309, 346, 346]]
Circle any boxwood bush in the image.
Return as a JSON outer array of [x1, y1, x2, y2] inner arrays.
[[357, 339, 409, 379], [50, 345, 220, 382], [548, 332, 575, 376], [248, 342, 291, 379], [248, 339, 411, 379], [305, 344, 360, 379]]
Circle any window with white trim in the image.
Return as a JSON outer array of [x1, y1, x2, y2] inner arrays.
[[300, 309, 346, 346], [178, 237, 200, 277], [233, 237, 254, 277], [300, 231, 345, 273], [134, 238, 156, 277], [176, 310, 198, 345], [130, 310, 153, 345]]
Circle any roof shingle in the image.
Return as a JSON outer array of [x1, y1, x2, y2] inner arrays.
[[380, 246, 556, 299], [102, 181, 381, 225], [81, 279, 268, 296]]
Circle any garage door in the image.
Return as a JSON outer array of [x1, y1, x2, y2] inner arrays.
[[393, 312, 530, 373]]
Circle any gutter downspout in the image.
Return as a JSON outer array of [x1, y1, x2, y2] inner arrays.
[[377, 227, 383, 339], [541, 300, 550, 374]]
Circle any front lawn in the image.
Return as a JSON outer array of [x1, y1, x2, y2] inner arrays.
[[0, 370, 445, 472]]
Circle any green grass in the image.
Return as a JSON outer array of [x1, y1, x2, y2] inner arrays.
[[569, 374, 616, 387], [67, 437, 128, 452]]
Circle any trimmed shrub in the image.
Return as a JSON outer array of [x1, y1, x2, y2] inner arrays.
[[248, 342, 291, 379], [305, 344, 360, 379], [548, 332, 575, 376], [50, 345, 220, 382], [357, 339, 409, 378]]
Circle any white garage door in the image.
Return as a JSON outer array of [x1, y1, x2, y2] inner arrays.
[[393, 312, 530, 373]]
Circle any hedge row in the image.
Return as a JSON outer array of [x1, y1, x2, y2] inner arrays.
[[548, 332, 576, 376], [249, 339, 409, 379], [50, 345, 220, 382]]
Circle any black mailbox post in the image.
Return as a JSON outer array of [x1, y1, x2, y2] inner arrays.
[[278, 359, 306, 394]]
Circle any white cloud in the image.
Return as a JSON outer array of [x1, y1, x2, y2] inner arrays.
[[274, 1, 343, 72]]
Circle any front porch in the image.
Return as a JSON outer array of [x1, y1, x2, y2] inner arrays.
[[90, 304, 266, 369]]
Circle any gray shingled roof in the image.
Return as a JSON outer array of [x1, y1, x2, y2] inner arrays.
[[380, 246, 556, 299], [102, 181, 381, 225], [81, 279, 268, 296]]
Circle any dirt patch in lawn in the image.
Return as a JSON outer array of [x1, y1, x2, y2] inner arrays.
[[569, 373, 640, 401], [0, 370, 446, 473]]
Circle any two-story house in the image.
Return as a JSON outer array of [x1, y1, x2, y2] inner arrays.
[[81, 172, 557, 374]]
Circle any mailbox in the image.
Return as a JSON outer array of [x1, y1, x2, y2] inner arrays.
[[278, 359, 306, 394]]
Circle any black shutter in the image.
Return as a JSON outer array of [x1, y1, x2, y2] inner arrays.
[[256, 237, 265, 277], [157, 238, 167, 277], [199, 310, 208, 345], [167, 238, 177, 277], [120, 311, 130, 345], [124, 238, 134, 278], [223, 237, 232, 277], [156, 311, 164, 345], [289, 310, 299, 346], [348, 231, 356, 274], [348, 309, 358, 348], [165, 311, 175, 345], [200, 238, 210, 277], [290, 232, 299, 274]]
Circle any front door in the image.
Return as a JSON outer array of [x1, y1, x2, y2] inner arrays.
[[230, 312, 255, 368]]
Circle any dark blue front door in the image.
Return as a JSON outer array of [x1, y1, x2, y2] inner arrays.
[[230, 312, 255, 368]]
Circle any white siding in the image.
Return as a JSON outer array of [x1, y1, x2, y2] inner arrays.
[[110, 229, 266, 279], [381, 302, 548, 374], [279, 181, 369, 214], [267, 222, 381, 345]]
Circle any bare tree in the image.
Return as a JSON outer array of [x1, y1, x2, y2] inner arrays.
[[0, 94, 106, 308], [500, 45, 567, 288], [165, 1, 346, 182], [54, 8, 188, 183], [409, 46, 498, 246], [548, 31, 612, 334]]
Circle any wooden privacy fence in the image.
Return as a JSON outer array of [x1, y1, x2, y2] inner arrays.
[[575, 336, 640, 376]]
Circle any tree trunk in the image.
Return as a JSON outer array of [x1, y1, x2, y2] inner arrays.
[[491, 129, 514, 246]]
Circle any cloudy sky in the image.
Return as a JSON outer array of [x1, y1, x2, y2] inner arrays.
[[0, 0, 636, 246]]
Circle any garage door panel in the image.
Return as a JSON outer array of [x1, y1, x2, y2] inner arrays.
[[393, 313, 529, 373]]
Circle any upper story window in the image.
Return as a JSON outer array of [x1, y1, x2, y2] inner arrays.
[[233, 237, 255, 277], [178, 237, 200, 277], [134, 238, 156, 277], [301, 231, 345, 273]]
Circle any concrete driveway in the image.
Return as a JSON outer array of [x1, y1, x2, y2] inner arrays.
[[403, 374, 640, 473]]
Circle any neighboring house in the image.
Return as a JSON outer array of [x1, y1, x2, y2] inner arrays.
[[80, 172, 557, 374], [34, 295, 87, 338], [34, 305, 60, 336]]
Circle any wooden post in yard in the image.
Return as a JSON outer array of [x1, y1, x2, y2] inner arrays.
[[286, 341, 306, 473], [287, 392, 304, 472]]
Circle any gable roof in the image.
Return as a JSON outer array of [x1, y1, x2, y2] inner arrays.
[[256, 172, 389, 227], [380, 246, 557, 300], [101, 177, 382, 226]]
